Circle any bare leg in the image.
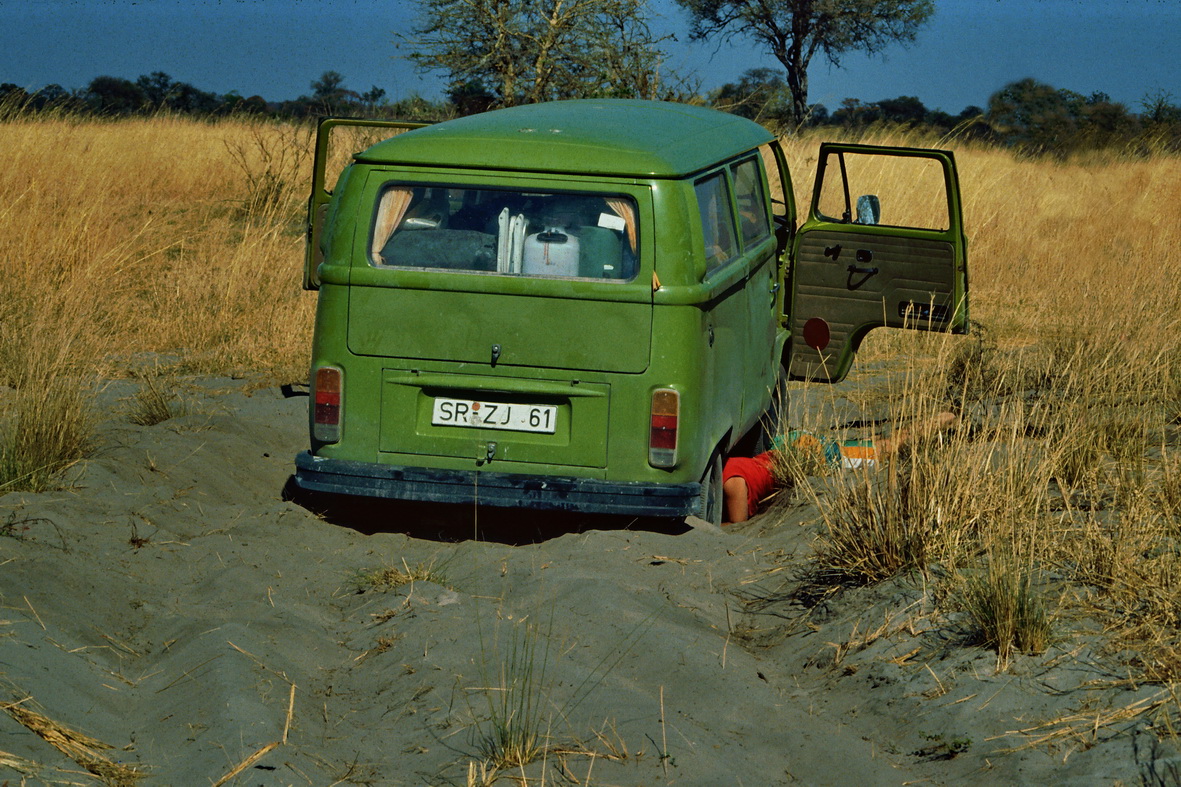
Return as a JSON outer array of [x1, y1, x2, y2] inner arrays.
[[723, 477, 750, 524], [875, 411, 958, 455]]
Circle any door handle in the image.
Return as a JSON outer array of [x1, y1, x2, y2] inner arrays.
[[846, 264, 878, 275]]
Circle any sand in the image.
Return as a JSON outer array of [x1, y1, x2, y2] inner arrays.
[[2, 376, 1179, 786]]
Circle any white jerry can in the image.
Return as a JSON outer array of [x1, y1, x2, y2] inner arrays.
[[522, 228, 580, 277]]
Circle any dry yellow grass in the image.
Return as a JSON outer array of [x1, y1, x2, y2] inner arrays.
[[0, 113, 316, 386], [2, 113, 1181, 692], [0, 112, 316, 489], [777, 126, 1181, 685]]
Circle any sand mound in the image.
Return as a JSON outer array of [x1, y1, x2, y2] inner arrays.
[[1, 379, 1177, 784]]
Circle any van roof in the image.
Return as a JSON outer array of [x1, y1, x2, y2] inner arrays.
[[354, 99, 775, 178]]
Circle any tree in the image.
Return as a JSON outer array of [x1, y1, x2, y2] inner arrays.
[[1142, 90, 1181, 125], [831, 96, 873, 126], [136, 71, 177, 108], [86, 76, 146, 114], [311, 70, 347, 100], [676, 0, 934, 125], [875, 94, 927, 125], [359, 85, 387, 110], [404, 0, 682, 107], [31, 84, 72, 111], [711, 67, 792, 125], [310, 70, 357, 113], [987, 78, 1081, 155], [447, 79, 496, 116]]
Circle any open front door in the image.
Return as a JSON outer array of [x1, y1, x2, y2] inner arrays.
[[304, 118, 429, 290], [760, 140, 797, 254], [787, 143, 968, 383]]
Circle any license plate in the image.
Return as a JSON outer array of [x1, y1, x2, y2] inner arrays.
[[432, 397, 557, 434]]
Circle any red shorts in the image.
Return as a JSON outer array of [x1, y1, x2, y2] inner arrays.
[[723, 452, 777, 516]]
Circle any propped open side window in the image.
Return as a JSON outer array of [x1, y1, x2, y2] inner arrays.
[[304, 118, 428, 290]]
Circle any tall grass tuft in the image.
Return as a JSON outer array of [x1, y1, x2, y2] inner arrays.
[[959, 551, 1052, 671], [811, 468, 932, 586], [128, 368, 187, 426], [0, 378, 93, 493], [475, 618, 552, 770]]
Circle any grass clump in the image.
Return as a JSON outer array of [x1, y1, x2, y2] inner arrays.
[[0, 377, 93, 493], [959, 553, 1052, 671], [128, 369, 187, 426], [812, 471, 931, 586], [350, 560, 449, 593], [463, 607, 653, 778], [474, 618, 551, 770]]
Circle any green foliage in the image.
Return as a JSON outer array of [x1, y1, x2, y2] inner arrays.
[[710, 67, 793, 127], [678, 0, 934, 124], [135, 71, 220, 113], [310, 70, 358, 114], [86, 75, 147, 115], [987, 78, 1149, 156], [914, 732, 972, 760], [405, 0, 689, 107]]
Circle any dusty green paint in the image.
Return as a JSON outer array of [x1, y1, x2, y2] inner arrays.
[[356, 100, 774, 178], [298, 101, 969, 518]]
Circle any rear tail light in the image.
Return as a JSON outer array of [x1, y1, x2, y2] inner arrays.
[[649, 388, 679, 467], [313, 366, 342, 443]]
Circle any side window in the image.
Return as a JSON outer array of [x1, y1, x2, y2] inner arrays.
[[694, 172, 737, 274], [730, 157, 770, 248], [370, 185, 639, 281]]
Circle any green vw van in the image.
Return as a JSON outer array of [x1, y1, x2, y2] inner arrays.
[[292, 100, 968, 523]]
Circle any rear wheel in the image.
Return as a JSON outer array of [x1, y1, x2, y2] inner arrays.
[[697, 451, 724, 525]]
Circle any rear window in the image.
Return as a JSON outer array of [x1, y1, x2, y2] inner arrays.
[[370, 185, 639, 281]]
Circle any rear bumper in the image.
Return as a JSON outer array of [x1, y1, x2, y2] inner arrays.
[[293, 451, 700, 517]]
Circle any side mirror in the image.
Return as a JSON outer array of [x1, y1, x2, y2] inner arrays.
[[856, 194, 881, 225]]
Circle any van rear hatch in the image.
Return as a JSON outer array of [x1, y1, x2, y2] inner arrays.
[[346, 180, 652, 373], [346, 179, 652, 469]]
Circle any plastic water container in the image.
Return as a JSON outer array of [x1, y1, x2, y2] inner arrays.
[[522, 228, 580, 277]]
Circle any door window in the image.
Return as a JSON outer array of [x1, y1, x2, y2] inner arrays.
[[816, 151, 950, 231], [694, 172, 737, 273]]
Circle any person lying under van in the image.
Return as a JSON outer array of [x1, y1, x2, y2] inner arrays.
[[722, 412, 957, 524]]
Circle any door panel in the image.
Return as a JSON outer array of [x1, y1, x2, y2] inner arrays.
[[788, 143, 968, 383], [789, 230, 956, 381]]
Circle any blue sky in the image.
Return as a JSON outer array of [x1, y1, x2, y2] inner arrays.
[[1, 0, 1178, 114]]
